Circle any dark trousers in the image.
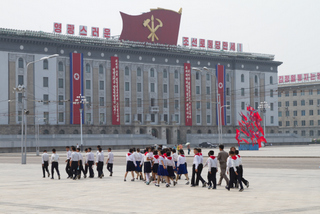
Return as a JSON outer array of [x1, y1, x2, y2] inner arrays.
[[207, 167, 217, 188], [88, 161, 94, 178], [42, 161, 49, 177], [191, 164, 196, 185], [77, 160, 85, 177], [107, 163, 113, 174], [66, 160, 71, 177], [239, 165, 248, 186], [51, 162, 60, 178], [71, 161, 78, 179], [196, 164, 206, 186], [228, 168, 236, 190], [84, 163, 89, 175], [236, 167, 244, 189], [97, 161, 104, 177]]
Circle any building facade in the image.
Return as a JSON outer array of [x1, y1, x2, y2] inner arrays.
[[0, 28, 282, 144], [278, 81, 320, 138]]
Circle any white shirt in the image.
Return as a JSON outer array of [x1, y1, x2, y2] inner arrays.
[[108, 152, 114, 164], [166, 157, 174, 167], [134, 152, 143, 162], [159, 156, 166, 166], [177, 155, 186, 167], [237, 155, 243, 165], [71, 152, 79, 161], [199, 154, 204, 164], [204, 156, 218, 172], [66, 150, 71, 160], [153, 155, 159, 164], [172, 153, 178, 162], [51, 153, 59, 162], [78, 152, 83, 161], [227, 156, 237, 172], [96, 152, 104, 162], [42, 153, 49, 164], [193, 154, 201, 169], [144, 152, 153, 162], [86, 152, 95, 163], [126, 153, 137, 166]]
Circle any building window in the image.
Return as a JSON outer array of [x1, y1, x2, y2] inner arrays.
[[86, 96, 91, 105], [270, 103, 273, 111], [318, 89, 320, 95], [310, 120, 314, 126], [241, 102, 245, 110], [301, 120, 305, 126], [99, 81, 104, 90], [206, 73, 210, 81], [318, 109, 320, 115], [255, 102, 258, 110], [206, 87, 210, 95], [150, 68, 154, 77], [175, 114, 179, 123], [309, 89, 313, 95], [137, 98, 142, 107], [241, 74, 244, 82], [58, 62, 63, 71], [196, 101, 201, 110], [317, 99, 320, 105], [85, 63, 90, 73], [17, 111, 22, 121], [196, 86, 200, 94], [137, 83, 142, 92], [285, 91, 289, 97], [310, 130, 314, 136], [163, 69, 167, 78], [207, 102, 210, 109], [278, 111, 282, 117], [125, 98, 130, 107], [293, 101, 297, 106], [138, 114, 142, 122], [227, 115, 230, 123], [254, 75, 257, 83], [18, 58, 24, 68], [58, 78, 63, 88], [59, 95, 64, 105], [286, 121, 290, 126], [293, 131, 298, 134], [98, 64, 104, 74], [318, 120, 320, 126], [279, 121, 282, 126], [58, 112, 64, 123], [125, 114, 130, 123], [293, 90, 297, 96], [301, 130, 306, 136], [151, 98, 155, 106], [285, 111, 289, 117], [175, 70, 179, 79], [196, 115, 201, 123], [270, 89, 273, 97], [163, 99, 168, 108], [125, 82, 130, 91], [301, 90, 305, 95], [99, 97, 104, 106], [285, 101, 289, 107], [278, 91, 282, 97], [43, 59, 48, 70], [301, 110, 305, 116], [125, 66, 130, 76], [226, 88, 230, 96], [150, 83, 155, 92], [270, 76, 273, 84], [309, 110, 313, 115], [151, 114, 155, 122], [241, 88, 245, 96], [43, 94, 49, 105], [163, 84, 167, 93], [309, 99, 313, 105], [86, 80, 91, 89], [254, 88, 258, 96], [18, 93, 22, 103], [18, 75, 24, 85], [318, 130, 320, 136], [174, 85, 178, 93], [270, 116, 274, 124], [278, 102, 281, 107], [175, 100, 179, 109], [196, 72, 200, 80], [100, 113, 105, 124], [301, 100, 305, 106], [44, 112, 49, 123], [293, 110, 297, 116], [207, 115, 210, 123], [294, 121, 298, 126], [137, 67, 142, 77], [227, 101, 231, 109]]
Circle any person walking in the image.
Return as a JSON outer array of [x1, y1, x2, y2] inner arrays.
[[217, 144, 229, 186]]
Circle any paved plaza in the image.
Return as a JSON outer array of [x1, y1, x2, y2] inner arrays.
[[0, 145, 319, 214]]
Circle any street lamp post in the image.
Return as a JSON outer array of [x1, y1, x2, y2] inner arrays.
[[258, 101, 270, 137], [73, 94, 88, 152], [219, 105, 230, 144], [35, 117, 46, 156], [19, 54, 59, 164]]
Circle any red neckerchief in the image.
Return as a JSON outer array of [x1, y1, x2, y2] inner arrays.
[[161, 155, 166, 159], [127, 153, 131, 156], [163, 153, 167, 157], [167, 156, 172, 160], [181, 155, 185, 157], [238, 155, 241, 158], [199, 153, 203, 156], [194, 153, 200, 157], [144, 152, 148, 156], [232, 156, 237, 160], [154, 155, 159, 159], [210, 156, 216, 160]]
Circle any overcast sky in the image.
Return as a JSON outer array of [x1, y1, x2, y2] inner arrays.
[[1, 0, 319, 75]]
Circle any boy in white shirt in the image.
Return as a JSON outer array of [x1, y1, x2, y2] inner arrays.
[[204, 150, 218, 189], [42, 150, 50, 178], [51, 149, 60, 179], [106, 148, 114, 176]]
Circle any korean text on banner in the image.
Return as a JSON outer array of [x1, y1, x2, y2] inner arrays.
[[111, 57, 120, 125], [184, 63, 192, 126], [216, 65, 226, 126]]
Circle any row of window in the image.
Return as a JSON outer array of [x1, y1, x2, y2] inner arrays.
[[279, 120, 320, 127], [281, 130, 320, 137], [279, 89, 320, 97], [279, 109, 320, 117], [242, 75, 273, 85], [279, 99, 320, 107]]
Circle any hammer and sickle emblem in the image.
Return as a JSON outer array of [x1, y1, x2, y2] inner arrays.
[[143, 15, 163, 42]]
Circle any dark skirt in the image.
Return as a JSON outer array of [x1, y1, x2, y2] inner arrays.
[[144, 162, 152, 173], [126, 161, 135, 172], [167, 166, 175, 177], [135, 161, 142, 172], [177, 163, 188, 175], [157, 165, 168, 176], [152, 163, 159, 173], [174, 161, 178, 172]]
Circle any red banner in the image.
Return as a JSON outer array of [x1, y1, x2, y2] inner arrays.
[[216, 65, 226, 125], [184, 63, 192, 126], [70, 53, 83, 124], [111, 57, 120, 125], [119, 8, 182, 45]]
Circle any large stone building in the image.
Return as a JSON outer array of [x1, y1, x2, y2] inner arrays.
[[278, 80, 320, 138], [0, 28, 282, 144]]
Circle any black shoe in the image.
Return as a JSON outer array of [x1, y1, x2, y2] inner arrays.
[[51, 177, 54, 179], [246, 181, 249, 188], [190, 185, 196, 187], [73, 178, 76, 180], [110, 173, 113, 177], [202, 183, 206, 188], [124, 179, 126, 182], [84, 174, 87, 178], [239, 188, 244, 192], [225, 186, 230, 191], [213, 187, 216, 189], [217, 183, 221, 186], [131, 178, 135, 182], [43, 176, 45, 178], [48, 173, 50, 177], [58, 176, 60, 180]]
